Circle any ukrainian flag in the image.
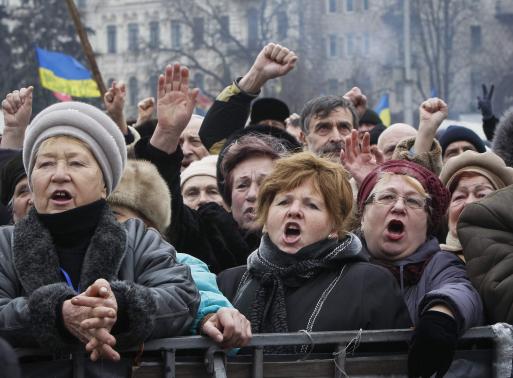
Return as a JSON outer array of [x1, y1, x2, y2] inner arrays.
[[374, 93, 391, 127], [36, 47, 100, 98]]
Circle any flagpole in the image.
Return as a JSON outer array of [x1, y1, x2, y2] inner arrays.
[[65, 0, 106, 97], [403, 0, 413, 125]]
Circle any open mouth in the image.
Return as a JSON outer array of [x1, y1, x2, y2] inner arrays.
[[51, 190, 72, 203], [283, 222, 301, 243], [243, 207, 255, 219], [386, 219, 405, 240]]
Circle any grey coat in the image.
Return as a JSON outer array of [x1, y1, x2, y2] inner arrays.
[[0, 206, 200, 352], [364, 237, 483, 334]]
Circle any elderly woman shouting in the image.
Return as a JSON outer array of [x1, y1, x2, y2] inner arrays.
[[218, 152, 411, 353], [0, 99, 199, 361], [357, 160, 483, 377]]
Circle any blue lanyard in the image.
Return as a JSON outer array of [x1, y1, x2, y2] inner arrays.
[[60, 268, 80, 293]]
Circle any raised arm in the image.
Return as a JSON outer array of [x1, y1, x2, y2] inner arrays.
[[1, 87, 33, 149], [199, 43, 297, 151]]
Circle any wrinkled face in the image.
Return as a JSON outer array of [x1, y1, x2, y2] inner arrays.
[[180, 119, 209, 170], [448, 174, 494, 238], [362, 175, 429, 261], [377, 125, 417, 161], [182, 175, 227, 210], [230, 156, 275, 232], [443, 141, 478, 163], [31, 137, 106, 214], [304, 107, 353, 161], [265, 179, 334, 254], [12, 177, 32, 223]]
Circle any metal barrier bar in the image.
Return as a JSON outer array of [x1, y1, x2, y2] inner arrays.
[[252, 347, 263, 378], [163, 349, 175, 378]]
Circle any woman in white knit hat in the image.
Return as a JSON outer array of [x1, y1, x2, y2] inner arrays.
[[0, 89, 200, 365]]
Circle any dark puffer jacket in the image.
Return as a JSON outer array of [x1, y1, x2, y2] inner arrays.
[[458, 184, 513, 324], [0, 206, 200, 352]]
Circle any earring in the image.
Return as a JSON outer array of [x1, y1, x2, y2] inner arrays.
[[328, 232, 338, 240]]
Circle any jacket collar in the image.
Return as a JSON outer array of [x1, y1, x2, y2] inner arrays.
[[13, 205, 127, 295]]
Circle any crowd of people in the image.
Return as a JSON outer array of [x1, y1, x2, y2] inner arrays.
[[1, 42, 513, 377]]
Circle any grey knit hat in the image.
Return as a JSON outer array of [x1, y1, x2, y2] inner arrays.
[[23, 101, 127, 195]]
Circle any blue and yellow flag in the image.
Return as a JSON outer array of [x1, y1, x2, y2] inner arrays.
[[374, 93, 391, 127], [36, 47, 100, 98]]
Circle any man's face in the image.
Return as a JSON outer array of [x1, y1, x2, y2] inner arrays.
[[12, 177, 32, 223], [180, 118, 209, 170], [377, 124, 417, 161], [443, 141, 478, 163], [303, 107, 353, 161]]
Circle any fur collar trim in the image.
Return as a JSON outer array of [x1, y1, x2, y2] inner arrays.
[[13, 205, 127, 294]]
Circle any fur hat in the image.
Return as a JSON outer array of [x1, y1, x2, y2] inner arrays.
[[107, 159, 171, 233], [23, 101, 127, 195], [357, 160, 450, 227], [438, 125, 486, 156], [439, 150, 513, 192], [181, 155, 218, 188], [492, 106, 513, 167], [250, 97, 290, 125]]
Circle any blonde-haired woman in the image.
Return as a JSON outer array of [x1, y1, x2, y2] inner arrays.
[[218, 152, 411, 353]]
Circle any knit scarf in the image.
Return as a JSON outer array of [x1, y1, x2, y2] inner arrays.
[[245, 233, 363, 340]]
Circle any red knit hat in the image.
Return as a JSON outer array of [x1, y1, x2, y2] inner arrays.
[[357, 160, 450, 226]]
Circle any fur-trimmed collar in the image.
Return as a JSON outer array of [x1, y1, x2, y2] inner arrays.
[[13, 205, 127, 295]]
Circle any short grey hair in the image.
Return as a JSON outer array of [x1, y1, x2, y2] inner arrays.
[[300, 95, 359, 135]]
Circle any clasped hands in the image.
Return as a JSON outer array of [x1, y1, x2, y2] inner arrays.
[[62, 278, 120, 361]]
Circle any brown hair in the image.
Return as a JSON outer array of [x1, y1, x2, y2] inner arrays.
[[221, 134, 288, 206], [256, 151, 353, 237]]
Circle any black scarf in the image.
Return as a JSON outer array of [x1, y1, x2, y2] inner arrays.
[[245, 233, 364, 337]]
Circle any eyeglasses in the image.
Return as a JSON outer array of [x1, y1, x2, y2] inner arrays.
[[366, 191, 429, 210]]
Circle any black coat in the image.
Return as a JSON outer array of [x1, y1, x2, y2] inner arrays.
[[218, 235, 412, 340], [134, 139, 257, 273]]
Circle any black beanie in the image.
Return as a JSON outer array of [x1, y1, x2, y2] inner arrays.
[[438, 125, 486, 156], [0, 152, 27, 206], [359, 109, 382, 126], [216, 124, 302, 206], [250, 97, 290, 125]]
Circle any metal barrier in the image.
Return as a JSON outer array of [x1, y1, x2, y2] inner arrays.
[[16, 324, 513, 378]]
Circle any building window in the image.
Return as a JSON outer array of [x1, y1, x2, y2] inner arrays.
[[329, 34, 337, 57], [193, 73, 205, 91], [346, 0, 354, 12], [470, 25, 481, 50], [277, 11, 288, 39], [171, 20, 181, 49], [149, 74, 158, 98], [328, 0, 337, 13], [128, 23, 139, 52], [362, 0, 369, 10], [149, 21, 160, 49], [470, 71, 482, 109], [220, 15, 230, 42], [247, 8, 258, 48], [346, 33, 355, 56], [193, 17, 204, 48], [129, 76, 138, 106], [107, 25, 116, 53], [328, 79, 338, 94], [363, 32, 370, 55]]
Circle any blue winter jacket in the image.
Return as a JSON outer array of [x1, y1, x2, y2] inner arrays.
[[177, 253, 233, 333]]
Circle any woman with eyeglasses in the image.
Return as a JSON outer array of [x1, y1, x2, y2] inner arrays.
[[357, 160, 483, 378], [439, 150, 513, 261]]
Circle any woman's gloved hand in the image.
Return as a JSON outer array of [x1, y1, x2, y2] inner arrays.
[[408, 310, 458, 377]]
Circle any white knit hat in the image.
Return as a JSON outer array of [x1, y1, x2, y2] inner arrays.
[[23, 101, 127, 195], [180, 155, 218, 188]]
